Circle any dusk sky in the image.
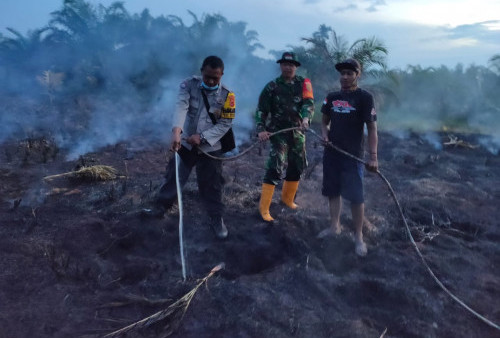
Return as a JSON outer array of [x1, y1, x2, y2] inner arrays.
[[1, 0, 499, 69]]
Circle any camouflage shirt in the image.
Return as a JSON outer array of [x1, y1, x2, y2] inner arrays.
[[255, 75, 314, 133]]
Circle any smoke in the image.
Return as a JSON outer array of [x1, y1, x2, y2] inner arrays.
[[422, 132, 443, 150], [0, 3, 278, 160], [478, 135, 500, 155], [378, 64, 500, 154], [3, 2, 499, 159]]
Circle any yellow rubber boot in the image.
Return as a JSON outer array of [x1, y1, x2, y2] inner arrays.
[[259, 183, 275, 222], [281, 180, 299, 209]]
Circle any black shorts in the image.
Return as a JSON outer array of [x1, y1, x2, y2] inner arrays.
[[322, 149, 364, 204]]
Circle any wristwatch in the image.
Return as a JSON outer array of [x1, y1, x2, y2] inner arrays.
[[200, 133, 207, 144]]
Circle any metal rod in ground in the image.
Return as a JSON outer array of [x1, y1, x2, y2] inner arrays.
[[175, 152, 187, 281]]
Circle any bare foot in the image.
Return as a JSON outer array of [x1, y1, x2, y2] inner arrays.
[[355, 238, 367, 257], [333, 224, 342, 235], [364, 217, 378, 234], [316, 224, 342, 239]]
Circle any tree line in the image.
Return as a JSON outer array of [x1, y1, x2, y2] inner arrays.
[[1, 0, 499, 141]]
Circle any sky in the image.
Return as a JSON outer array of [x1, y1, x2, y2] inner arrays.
[[1, 0, 499, 69]]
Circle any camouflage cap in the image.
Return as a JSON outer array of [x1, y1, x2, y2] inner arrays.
[[276, 52, 301, 67], [335, 58, 361, 73]]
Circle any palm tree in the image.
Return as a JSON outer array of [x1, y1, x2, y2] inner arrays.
[[0, 27, 53, 74], [0, 27, 50, 54], [292, 24, 396, 109], [47, 0, 98, 42], [489, 54, 500, 74]]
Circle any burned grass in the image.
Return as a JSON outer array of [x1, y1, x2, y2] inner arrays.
[[0, 130, 499, 337]]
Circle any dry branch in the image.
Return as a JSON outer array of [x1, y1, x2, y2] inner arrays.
[[443, 135, 478, 149], [43, 165, 123, 182], [98, 294, 172, 309], [103, 263, 225, 338]]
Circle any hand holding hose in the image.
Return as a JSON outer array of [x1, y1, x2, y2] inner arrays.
[[366, 153, 378, 172], [258, 131, 272, 142], [187, 134, 201, 146], [170, 127, 182, 152], [300, 117, 310, 130]]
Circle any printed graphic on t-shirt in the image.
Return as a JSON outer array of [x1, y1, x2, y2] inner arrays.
[[332, 100, 355, 114]]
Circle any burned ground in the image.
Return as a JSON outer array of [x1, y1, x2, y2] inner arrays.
[[0, 129, 499, 338]]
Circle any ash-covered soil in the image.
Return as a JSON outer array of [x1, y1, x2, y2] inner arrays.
[[0, 129, 499, 338]]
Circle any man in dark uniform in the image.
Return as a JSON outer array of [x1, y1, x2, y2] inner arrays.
[[146, 55, 235, 239], [256, 52, 314, 222], [321, 58, 378, 256]]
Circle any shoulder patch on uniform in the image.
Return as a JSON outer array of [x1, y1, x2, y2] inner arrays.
[[302, 78, 314, 100], [371, 107, 376, 116], [221, 92, 236, 119]]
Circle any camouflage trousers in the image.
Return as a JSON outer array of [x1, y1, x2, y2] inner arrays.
[[263, 130, 307, 185]]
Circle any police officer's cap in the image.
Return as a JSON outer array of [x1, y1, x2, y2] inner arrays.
[[335, 58, 361, 73], [276, 52, 301, 67]]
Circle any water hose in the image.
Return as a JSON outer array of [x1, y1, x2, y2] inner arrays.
[[175, 152, 187, 281], [195, 127, 500, 330]]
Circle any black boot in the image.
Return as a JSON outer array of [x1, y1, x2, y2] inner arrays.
[[140, 197, 175, 219], [140, 205, 166, 219], [209, 216, 228, 239]]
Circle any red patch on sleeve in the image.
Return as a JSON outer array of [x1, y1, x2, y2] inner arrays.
[[302, 78, 314, 99]]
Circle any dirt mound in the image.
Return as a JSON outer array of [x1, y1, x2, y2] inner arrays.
[[0, 131, 499, 337]]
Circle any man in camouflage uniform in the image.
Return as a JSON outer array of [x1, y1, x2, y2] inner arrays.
[[256, 52, 315, 222], [145, 55, 235, 239]]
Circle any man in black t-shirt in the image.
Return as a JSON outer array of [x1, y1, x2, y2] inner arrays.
[[320, 58, 378, 256]]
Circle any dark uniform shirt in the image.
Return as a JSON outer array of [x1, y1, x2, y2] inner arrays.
[[321, 88, 376, 157]]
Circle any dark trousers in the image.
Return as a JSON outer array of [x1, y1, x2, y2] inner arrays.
[[157, 146, 225, 218]]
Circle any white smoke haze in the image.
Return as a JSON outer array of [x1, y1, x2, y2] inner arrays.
[[478, 135, 500, 155], [380, 107, 500, 155], [1, 1, 499, 159], [377, 64, 500, 155], [62, 79, 177, 160], [422, 132, 443, 151], [0, 3, 278, 160]]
